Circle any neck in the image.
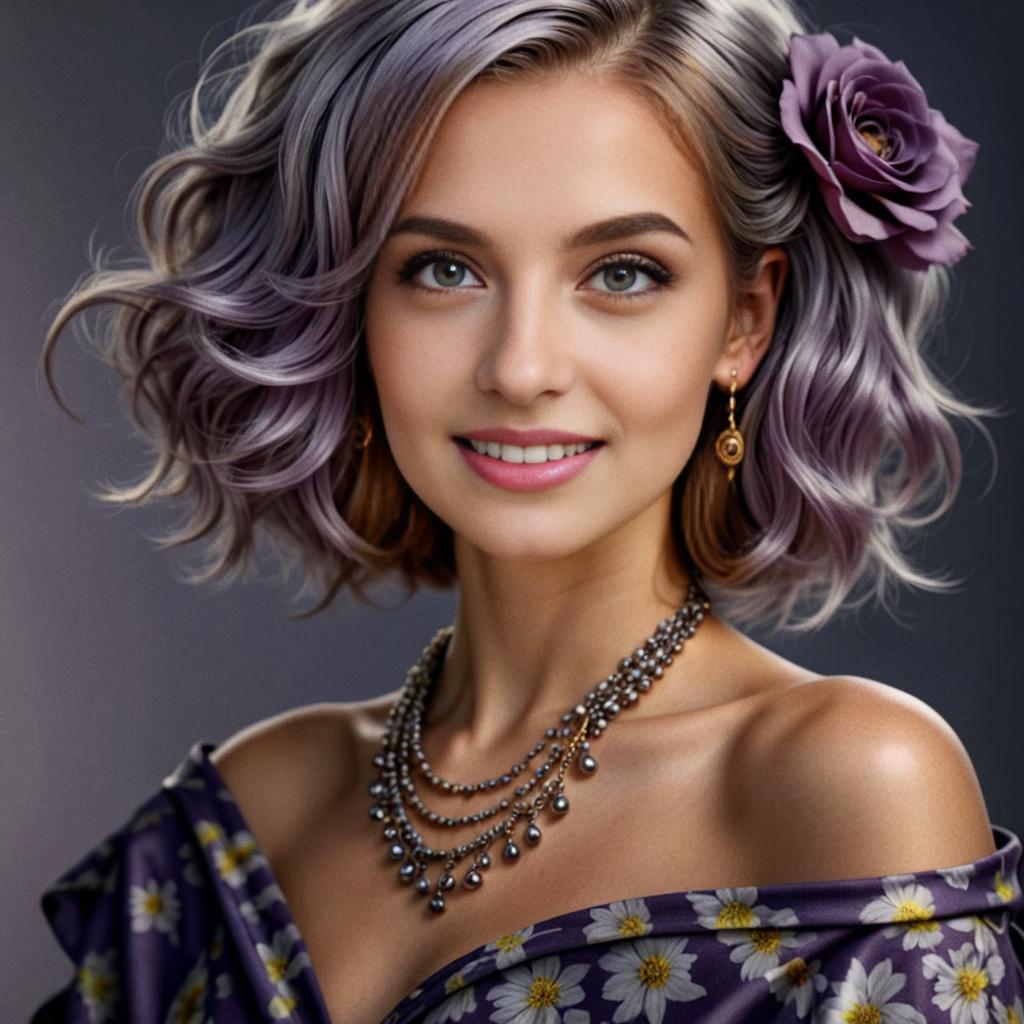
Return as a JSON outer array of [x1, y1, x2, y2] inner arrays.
[[423, 495, 712, 763]]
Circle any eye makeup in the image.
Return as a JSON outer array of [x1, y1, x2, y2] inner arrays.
[[394, 248, 677, 302]]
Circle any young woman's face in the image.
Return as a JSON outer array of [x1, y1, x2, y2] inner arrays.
[[365, 72, 744, 564]]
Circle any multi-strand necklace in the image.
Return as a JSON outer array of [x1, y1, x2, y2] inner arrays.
[[366, 574, 711, 915]]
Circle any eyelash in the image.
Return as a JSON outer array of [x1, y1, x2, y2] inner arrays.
[[394, 248, 676, 302]]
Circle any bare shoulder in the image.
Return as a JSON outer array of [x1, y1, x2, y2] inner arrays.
[[737, 674, 996, 878], [210, 699, 370, 866]]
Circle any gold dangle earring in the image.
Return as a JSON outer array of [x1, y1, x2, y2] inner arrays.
[[714, 368, 744, 483], [353, 411, 374, 450]]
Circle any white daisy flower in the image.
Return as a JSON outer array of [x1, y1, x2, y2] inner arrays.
[[989, 859, 1020, 908], [563, 1012, 591, 1024], [938, 864, 976, 890], [991, 992, 1024, 1024], [166, 950, 208, 1024], [485, 954, 589, 1022], [194, 819, 226, 846], [130, 877, 181, 946], [686, 887, 775, 930], [714, 909, 817, 982], [858, 877, 943, 950], [240, 899, 261, 925], [74, 948, 120, 1024], [268, 979, 302, 1020], [812, 956, 925, 1024], [584, 899, 653, 943], [212, 830, 267, 887], [921, 940, 1005, 1021], [253, 881, 287, 910], [763, 955, 828, 1019], [422, 969, 477, 1023], [214, 973, 233, 999], [178, 841, 207, 887], [597, 936, 706, 1024], [948, 913, 1003, 955], [485, 923, 562, 968], [257, 923, 313, 1013]]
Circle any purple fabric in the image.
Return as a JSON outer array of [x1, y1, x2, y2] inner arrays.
[[33, 740, 1024, 1023]]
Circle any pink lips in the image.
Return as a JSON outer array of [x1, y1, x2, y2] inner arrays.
[[454, 437, 604, 492]]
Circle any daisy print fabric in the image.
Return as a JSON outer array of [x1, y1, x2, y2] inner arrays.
[[32, 742, 1024, 1023]]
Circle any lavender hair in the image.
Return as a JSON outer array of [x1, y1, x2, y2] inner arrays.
[[41, 0, 997, 631]]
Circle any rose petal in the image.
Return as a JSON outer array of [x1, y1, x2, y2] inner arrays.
[[882, 220, 973, 269], [779, 79, 834, 180], [930, 108, 980, 182], [824, 182, 896, 242], [873, 194, 939, 231], [786, 32, 841, 114]]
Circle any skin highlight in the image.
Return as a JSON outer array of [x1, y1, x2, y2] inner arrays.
[[364, 71, 789, 768]]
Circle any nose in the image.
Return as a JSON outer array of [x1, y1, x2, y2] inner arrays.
[[473, 279, 577, 405]]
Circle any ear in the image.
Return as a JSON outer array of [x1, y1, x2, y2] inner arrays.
[[712, 246, 789, 390]]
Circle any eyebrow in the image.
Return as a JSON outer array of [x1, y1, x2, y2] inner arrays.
[[385, 211, 693, 250]]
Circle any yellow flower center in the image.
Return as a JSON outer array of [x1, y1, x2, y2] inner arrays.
[[859, 126, 888, 157], [957, 966, 988, 1002], [444, 972, 468, 994], [526, 976, 561, 1008], [781, 957, 811, 986], [995, 872, 1015, 902], [617, 914, 648, 937], [717, 901, 756, 928], [78, 966, 116, 1001], [494, 933, 525, 954], [749, 929, 781, 954], [264, 954, 288, 984], [638, 953, 672, 989], [269, 992, 298, 1015], [196, 822, 223, 845], [893, 899, 933, 924], [173, 984, 204, 1023], [144, 892, 164, 915], [842, 1003, 882, 1024]]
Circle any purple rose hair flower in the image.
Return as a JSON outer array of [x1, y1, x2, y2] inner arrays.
[[779, 32, 979, 270]]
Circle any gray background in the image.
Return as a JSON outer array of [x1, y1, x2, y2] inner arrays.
[[4, 0, 1020, 1014]]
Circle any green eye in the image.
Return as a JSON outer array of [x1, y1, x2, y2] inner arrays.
[[395, 249, 675, 301]]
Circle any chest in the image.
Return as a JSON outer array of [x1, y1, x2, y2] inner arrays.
[[272, 714, 764, 1024]]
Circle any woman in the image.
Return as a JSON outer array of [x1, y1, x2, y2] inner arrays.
[[33, 0, 1023, 1021]]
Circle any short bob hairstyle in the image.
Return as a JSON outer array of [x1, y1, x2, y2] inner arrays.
[[42, 0, 994, 632]]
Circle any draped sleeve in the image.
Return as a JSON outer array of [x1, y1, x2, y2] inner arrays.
[[30, 742, 330, 1023]]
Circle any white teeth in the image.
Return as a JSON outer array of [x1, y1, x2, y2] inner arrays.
[[467, 439, 597, 463]]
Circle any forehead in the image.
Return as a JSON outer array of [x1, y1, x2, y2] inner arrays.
[[396, 72, 715, 251]]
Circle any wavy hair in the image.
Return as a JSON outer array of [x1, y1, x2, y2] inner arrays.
[[41, 0, 996, 631]]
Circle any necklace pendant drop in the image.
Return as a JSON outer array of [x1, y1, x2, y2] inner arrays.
[[367, 574, 711, 921]]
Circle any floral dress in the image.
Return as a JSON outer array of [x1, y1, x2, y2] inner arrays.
[[32, 740, 1024, 1023]]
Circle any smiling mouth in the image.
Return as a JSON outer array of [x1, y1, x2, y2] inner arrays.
[[454, 437, 605, 464]]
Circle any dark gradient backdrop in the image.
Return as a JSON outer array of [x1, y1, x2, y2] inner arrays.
[[4, 1, 1021, 1015]]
